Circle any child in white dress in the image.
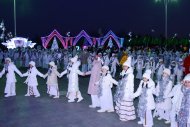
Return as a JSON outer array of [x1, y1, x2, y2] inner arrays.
[[96, 65, 118, 113], [23, 61, 45, 98], [44, 61, 61, 98], [133, 71, 156, 127]]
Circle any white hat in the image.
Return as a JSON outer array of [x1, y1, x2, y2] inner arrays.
[[103, 52, 107, 55], [138, 55, 142, 59], [123, 56, 132, 67], [70, 55, 78, 63], [29, 61, 35, 66], [143, 72, 151, 80], [98, 52, 102, 56], [5, 58, 11, 62], [159, 59, 163, 62], [145, 69, 152, 75], [183, 74, 190, 81], [49, 61, 56, 67], [163, 68, 171, 76], [178, 59, 183, 62], [102, 65, 109, 71]]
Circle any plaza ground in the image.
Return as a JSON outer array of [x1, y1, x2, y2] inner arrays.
[[0, 67, 169, 127]]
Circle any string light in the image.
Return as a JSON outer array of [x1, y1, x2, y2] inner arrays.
[[41, 29, 124, 49]]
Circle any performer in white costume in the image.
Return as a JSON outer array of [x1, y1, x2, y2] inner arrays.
[[110, 53, 119, 77], [0, 58, 22, 97], [154, 68, 173, 124], [60, 55, 85, 102], [44, 61, 61, 98], [115, 57, 136, 121], [176, 74, 190, 127], [155, 59, 165, 82], [96, 65, 118, 113], [175, 59, 185, 84], [133, 71, 156, 127], [166, 81, 183, 127], [102, 52, 110, 66], [136, 55, 144, 79], [23, 61, 45, 98]]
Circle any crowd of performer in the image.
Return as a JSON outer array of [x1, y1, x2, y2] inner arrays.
[[0, 46, 190, 127]]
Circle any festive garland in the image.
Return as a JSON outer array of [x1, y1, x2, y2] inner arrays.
[[41, 29, 124, 49]]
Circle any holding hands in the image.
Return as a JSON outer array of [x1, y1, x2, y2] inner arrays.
[[82, 72, 86, 76], [43, 74, 48, 79]]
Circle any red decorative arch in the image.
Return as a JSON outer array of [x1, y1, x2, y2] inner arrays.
[[73, 30, 93, 46], [41, 29, 67, 49], [101, 30, 121, 48]]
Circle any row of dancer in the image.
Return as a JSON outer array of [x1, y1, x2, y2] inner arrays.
[[0, 55, 189, 127]]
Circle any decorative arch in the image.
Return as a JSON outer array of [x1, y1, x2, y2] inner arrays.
[[101, 30, 122, 48], [41, 29, 67, 49], [73, 30, 93, 46]]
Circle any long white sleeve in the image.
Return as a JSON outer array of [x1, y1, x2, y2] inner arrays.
[[77, 70, 84, 76], [0, 68, 5, 77], [22, 71, 29, 77], [110, 77, 118, 86], [13, 65, 22, 77], [133, 81, 143, 98], [60, 70, 67, 77], [36, 69, 44, 78]]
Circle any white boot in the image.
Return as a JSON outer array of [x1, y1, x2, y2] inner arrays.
[[68, 99, 75, 103], [4, 94, 11, 97], [89, 105, 96, 108], [77, 97, 83, 103], [25, 94, 30, 96], [107, 109, 114, 112], [53, 96, 59, 99], [97, 109, 106, 113], [35, 95, 40, 98], [138, 121, 143, 124]]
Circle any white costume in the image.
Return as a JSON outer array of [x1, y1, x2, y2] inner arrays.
[[102, 53, 110, 66], [149, 57, 156, 78], [115, 57, 136, 121], [175, 59, 185, 83], [87, 54, 94, 71], [110, 54, 119, 77], [23, 61, 44, 97], [60, 56, 84, 102], [169, 61, 177, 83], [96, 66, 118, 112], [45, 62, 60, 98], [167, 83, 183, 127], [155, 59, 165, 82], [175, 74, 190, 127], [0, 58, 22, 97], [133, 72, 156, 127], [154, 69, 173, 122], [136, 56, 144, 79]]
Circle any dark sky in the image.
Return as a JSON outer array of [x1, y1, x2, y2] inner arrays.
[[0, 0, 190, 39]]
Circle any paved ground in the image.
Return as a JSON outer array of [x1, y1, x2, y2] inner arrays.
[[0, 67, 170, 127]]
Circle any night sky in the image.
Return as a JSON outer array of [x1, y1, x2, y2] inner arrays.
[[0, 0, 190, 39]]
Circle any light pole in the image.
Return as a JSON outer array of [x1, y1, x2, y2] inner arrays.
[[14, 0, 16, 37], [155, 0, 177, 39]]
